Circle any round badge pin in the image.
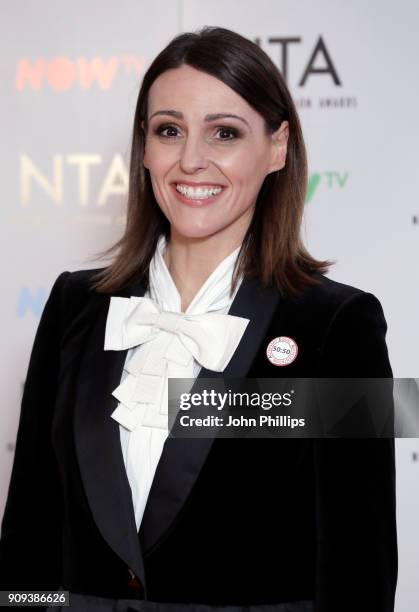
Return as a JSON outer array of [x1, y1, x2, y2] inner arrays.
[[266, 336, 298, 367]]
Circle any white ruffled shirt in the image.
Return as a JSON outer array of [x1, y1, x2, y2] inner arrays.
[[110, 235, 245, 531]]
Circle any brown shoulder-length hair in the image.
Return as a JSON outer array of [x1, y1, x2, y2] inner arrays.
[[89, 26, 332, 297]]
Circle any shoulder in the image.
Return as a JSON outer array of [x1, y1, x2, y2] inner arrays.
[[293, 272, 375, 309], [57, 267, 105, 292], [275, 273, 390, 373], [49, 267, 105, 303], [290, 274, 391, 376], [283, 272, 386, 332], [47, 267, 108, 330]]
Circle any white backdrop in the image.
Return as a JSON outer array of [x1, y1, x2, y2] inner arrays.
[[1, 1, 418, 609]]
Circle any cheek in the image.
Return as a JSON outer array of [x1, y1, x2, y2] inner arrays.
[[147, 156, 170, 176], [144, 139, 175, 174], [221, 148, 267, 188], [149, 175, 169, 213]]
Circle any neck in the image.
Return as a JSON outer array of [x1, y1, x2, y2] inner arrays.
[[163, 230, 244, 312]]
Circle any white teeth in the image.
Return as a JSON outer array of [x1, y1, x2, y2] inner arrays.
[[175, 184, 223, 199]]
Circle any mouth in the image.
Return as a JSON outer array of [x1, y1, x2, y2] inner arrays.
[[171, 182, 226, 207]]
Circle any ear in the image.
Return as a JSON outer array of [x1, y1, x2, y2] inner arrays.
[[141, 120, 149, 169], [267, 120, 289, 173]]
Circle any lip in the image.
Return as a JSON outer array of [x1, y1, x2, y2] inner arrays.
[[172, 180, 226, 187], [171, 183, 226, 207]]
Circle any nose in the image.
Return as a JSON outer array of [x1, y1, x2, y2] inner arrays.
[[179, 132, 210, 173]]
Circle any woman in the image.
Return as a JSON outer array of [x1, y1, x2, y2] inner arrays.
[[0, 26, 397, 612]]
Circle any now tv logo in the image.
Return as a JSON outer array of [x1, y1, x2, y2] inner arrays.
[[15, 55, 145, 91]]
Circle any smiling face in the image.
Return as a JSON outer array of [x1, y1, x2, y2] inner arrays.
[[142, 64, 288, 247]]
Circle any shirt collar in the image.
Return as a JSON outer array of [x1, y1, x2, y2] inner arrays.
[[148, 234, 243, 314]]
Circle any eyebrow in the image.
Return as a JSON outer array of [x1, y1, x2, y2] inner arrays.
[[149, 110, 251, 130]]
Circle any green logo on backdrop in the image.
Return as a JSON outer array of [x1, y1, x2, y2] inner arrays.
[[306, 172, 349, 203]]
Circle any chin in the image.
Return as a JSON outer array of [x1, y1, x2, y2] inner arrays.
[[169, 221, 226, 240]]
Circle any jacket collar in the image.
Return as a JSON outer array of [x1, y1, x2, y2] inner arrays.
[[73, 273, 281, 589]]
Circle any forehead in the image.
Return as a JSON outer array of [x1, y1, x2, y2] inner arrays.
[[147, 65, 257, 120]]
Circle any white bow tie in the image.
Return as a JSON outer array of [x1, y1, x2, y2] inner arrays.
[[104, 296, 249, 431]]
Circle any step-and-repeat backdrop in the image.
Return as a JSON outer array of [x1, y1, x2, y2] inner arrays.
[[1, 1, 418, 609]]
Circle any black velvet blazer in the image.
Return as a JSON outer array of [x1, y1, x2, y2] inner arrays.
[[0, 269, 398, 611]]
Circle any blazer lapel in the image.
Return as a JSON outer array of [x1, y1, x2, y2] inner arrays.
[[139, 276, 281, 555], [73, 290, 146, 587]]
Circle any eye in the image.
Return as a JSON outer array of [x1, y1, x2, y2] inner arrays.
[[155, 124, 180, 138], [215, 126, 239, 140]]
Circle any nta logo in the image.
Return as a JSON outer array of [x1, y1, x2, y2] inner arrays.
[[254, 35, 341, 87]]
